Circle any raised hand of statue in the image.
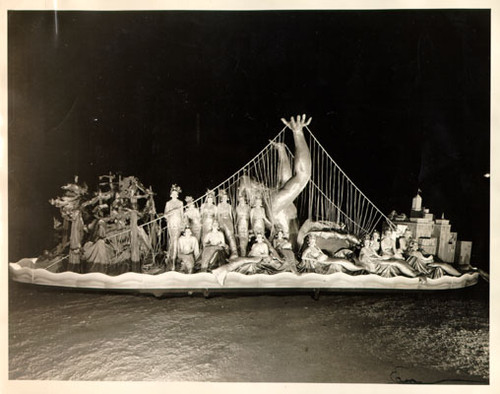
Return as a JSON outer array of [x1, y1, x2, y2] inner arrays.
[[281, 114, 312, 134]]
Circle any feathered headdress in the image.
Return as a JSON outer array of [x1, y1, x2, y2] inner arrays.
[[170, 184, 182, 194]]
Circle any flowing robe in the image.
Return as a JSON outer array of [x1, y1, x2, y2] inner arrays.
[[236, 203, 250, 256], [217, 202, 238, 258], [200, 202, 217, 241], [299, 245, 364, 274], [165, 198, 184, 264], [250, 205, 268, 235], [68, 210, 84, 272]]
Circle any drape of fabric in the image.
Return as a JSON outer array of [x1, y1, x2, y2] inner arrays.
[[236, 203, 250, 256], [200, 203, 217, 240], [84, 240, 114, 273], [68, 211, 84, 272], [165, 198, 184, 263], [217, 203, 238, 258]]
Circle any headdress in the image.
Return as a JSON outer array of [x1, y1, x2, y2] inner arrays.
[[206, 189, 215, 200], [185, 196, 194, 203], [218, 189, 228, 198], [170, 184, 182, 194]]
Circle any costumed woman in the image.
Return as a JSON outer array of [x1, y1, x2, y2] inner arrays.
[[273, 230, 299, 273], [216, 189, 239, 259], [68, 207, 85, 273], [357, 237, 418, 278], [235, 193, 250, 256], [406, 240, 461, 278], [298, 235, 365, 274], [200, 190, 217, 241], [380, 229, 404, 259], [250, 196, 271, 236], [211, 233, 285, 285], [184, 196, 202, 242], [199, 221, 228, 272], [83, 204, 114, 274], [164, 184, 184, 269]]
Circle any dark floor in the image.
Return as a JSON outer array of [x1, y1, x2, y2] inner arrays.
[[8, 278, 489, 383]]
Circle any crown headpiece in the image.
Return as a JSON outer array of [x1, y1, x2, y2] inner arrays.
[[185, 195, 194, 203], [170, 184, 182, 194], [206, 189, 215, 199]]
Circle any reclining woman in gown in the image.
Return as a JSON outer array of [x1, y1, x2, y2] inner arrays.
[[297, 235, 365, 274], [406, 241, 461, 278], [357, 237, 418, 278], [211, 233, 285, 284]]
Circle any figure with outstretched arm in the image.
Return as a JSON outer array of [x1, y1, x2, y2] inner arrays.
[[270, 115, 312, 238]]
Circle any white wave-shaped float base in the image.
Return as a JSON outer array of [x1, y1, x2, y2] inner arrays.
[[9, 258, 479, 296]]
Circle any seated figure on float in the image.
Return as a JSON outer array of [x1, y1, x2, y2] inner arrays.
[[298, 235, 364, 274], [273, 229, 299, 273], [235, 193, 250, 256], [369, 230, 381, 254], [217, 189, 239, 259], [184, 196, 202, 242], [406, 240, 461, 278], [397, 228, 413, 256], [177, 227, 200, 274], [199, 220, 228, 272], [164, 184, 184, 267], [357, 236, 418, 278], [211, 233, 286, 284], [380, 229, 404, 259]]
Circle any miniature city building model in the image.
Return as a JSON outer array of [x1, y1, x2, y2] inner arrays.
[[393, 192, 472, 264], [455, 241, 473, 266]]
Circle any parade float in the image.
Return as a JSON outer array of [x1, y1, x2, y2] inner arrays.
[[8, 116, 481, 296]]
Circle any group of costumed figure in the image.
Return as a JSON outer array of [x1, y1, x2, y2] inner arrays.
[[44, 174, 159, 275], [41, 115, 465, 283]]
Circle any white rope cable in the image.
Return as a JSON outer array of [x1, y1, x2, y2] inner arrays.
[[305, 126, 393, 226]]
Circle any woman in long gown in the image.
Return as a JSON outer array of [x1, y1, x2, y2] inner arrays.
[[216, 190, 238, 258], [250, 196, 271, 236], [298, 235, 365, 274], [357, 239, 418, 278], [68, 208, 85, 273], [235, 194, 250, 256], [211, 233, 284, 284], [200, 190, 217, 242], [406, 241, 461, 278], [184, 196, 202, 241], [83, 206, 114, 274], [164, 184, 184, 266]]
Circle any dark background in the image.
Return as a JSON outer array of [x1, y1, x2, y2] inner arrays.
[[8, 10, 490, 268]]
